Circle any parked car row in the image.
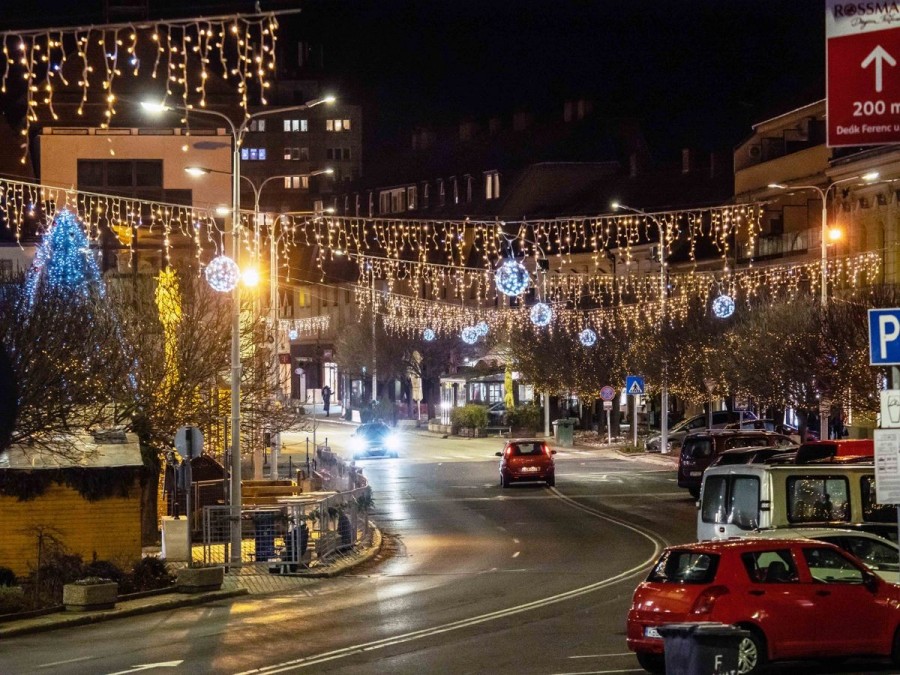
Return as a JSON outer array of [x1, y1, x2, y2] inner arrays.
[[628, 435, 899, 673]]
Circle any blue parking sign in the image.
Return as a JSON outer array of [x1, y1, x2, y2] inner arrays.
[[869, 308, 900, 365]]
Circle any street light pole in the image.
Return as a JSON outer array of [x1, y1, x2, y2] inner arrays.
[[612, 202, 668, 454], [769, 171, 879, 441], [142, 95, 334, 566]]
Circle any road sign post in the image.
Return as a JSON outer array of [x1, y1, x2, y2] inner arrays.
[[827, 2, 900, 146], [600, 386, 616, 444], [625, 376, 645, 447], [174, 426, 203, 566]]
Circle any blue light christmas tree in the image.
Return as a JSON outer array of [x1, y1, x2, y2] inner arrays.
[[25, 208, 104, 306]]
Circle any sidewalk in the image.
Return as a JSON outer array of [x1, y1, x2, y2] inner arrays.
[[0, 528, 382, 639]]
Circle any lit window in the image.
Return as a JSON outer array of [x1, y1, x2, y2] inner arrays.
[[283, 119, 308, 132], [250, 120, 266, 132], [407, 186, 417, 210], [242, 147, 266, 161], [485, 171, 500, 200], [326, 119, 351, 132], [283, 176, 310, 189]]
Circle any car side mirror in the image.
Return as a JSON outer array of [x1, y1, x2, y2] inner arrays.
[[551, 449, 557, 455], [864, 571, 880, 593], [495, 451, 502, 457]]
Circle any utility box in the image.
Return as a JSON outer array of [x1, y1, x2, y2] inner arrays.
[[553, 418, 576, 447], [658, 622, 750, 675]]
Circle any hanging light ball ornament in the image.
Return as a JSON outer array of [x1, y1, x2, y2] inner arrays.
[[530, 302, 553, 327], [712, 293, 736, 319], [204, 255, 240, 293], [461, 326, 479, 345], [579, 328, 598, 347], [288, 328, 299, 341], [475, 321, 489, 336], [494, 259, 531, 297], [423, 328, 436, 342]]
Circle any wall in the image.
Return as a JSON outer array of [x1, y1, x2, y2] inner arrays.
[[0, 481, 141, 577]]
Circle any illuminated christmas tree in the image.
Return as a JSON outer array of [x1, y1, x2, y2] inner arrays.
[[25, 208, 104, 306]]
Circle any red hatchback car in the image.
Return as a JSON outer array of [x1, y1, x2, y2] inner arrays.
[[627, 539, 900, 674], [496, 439, 556, 487]]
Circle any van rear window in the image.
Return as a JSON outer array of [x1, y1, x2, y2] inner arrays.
[[684, 439, 713, 459], [648, 550, 720, 584], [787, 476, 849, 523], [701, 475, 760, 529]]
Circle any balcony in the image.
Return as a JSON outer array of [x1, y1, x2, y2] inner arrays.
[[738, 228, 816, 261]]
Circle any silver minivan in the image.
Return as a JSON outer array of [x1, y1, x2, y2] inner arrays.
[[697, 462, 896, 541]]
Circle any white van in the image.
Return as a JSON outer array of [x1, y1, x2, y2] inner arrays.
[[697, 462, 897, 541]]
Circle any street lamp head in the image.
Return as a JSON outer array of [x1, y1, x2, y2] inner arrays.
[[242, 267, 260, 287], [322, 94, 337, 104], [862, 171, 880, 182], [140, 100, 171, 114], [185, 166, 211, 177], [308, 168, 334, 177], [610, 201, 621, 211], [828, 226, 843, 242], [767, 183, 787, 190], [215, 205, 231, 217]]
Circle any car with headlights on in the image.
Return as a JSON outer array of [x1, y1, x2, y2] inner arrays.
[[496, 439, 556, 487], [627, 538, 900, 674], [350, 422, 400, 459]]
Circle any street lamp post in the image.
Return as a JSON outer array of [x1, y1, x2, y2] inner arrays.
[[186, 166, 334, 479], [142, 96, 334, 566], [611, 202, 669, 454], [768, 171, 879, 441]]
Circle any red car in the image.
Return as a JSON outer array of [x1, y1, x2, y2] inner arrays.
[[627, 539, 900, 674], [495, 439, 556, 487]]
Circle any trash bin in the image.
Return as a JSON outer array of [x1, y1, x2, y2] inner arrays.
[[658, 622, 750, 675], [252, 512, 276, 562], [552, 418, 575, 447]]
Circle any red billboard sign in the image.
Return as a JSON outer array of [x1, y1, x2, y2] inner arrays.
[[826, 2, 900, 146]]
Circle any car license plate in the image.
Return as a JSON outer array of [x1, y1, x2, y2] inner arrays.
[[689, 471, 702, 477], [520, 466, 539, 473], [644, 626, 662, 639]]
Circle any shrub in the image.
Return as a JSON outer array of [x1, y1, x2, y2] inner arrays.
[[507, 404, 542, 431], [0, 566, 16, 587], [121, 557, 174, 594], [83, 559, 125, 586], [450, 404, 488, 429], [0, 586, 27, 615], [23, 551, 86, 608]]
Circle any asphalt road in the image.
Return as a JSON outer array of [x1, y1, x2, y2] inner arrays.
[[2, 424, 897, 674]]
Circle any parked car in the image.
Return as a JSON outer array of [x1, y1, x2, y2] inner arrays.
[[495, 438, 556, 487], [349, 422, 401, 459], [697, 461, 897, 541], [749, 527, 899, 583], [626, 538, 900, 674], [645, 410, 756, 453], [677, 429, 793, 498], [708, 445, 798, 468], [725, 418, 818, 441]]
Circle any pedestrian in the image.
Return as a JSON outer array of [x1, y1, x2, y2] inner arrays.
[[322, 385, 332, 417]]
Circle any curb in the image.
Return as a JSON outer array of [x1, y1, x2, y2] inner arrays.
[[0, 588, 249, 639], [298, 525, 384, 579]]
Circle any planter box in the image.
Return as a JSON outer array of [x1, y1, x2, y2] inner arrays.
[[458, 427, 484, 438], [176, 566, 224, 593], [63, 582, 118, 611]]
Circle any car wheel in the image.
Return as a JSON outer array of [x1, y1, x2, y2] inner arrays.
[[891, 626, 900, 666], [501, 474, 510, 488], [634, 651, 664, 674], [688, 487, 700, 499], [546, 475, 555, 487], [736, 627, 766, 675]]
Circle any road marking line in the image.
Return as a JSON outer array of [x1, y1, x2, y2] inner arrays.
[[568, 653, 633, 659], [37, 656, 93, 668], [512, 551, 520, 558], [236, 491, 666, 675], [552, 670, 643, 674]]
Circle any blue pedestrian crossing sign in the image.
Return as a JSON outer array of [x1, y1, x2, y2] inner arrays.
[[869, 308, 900, 365], [626, 375, 645, 396]]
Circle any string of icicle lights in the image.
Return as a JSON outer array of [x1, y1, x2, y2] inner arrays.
[[356, 251, 882, 338], [1, 10, 293, 163], [291, 203, 765, 276]]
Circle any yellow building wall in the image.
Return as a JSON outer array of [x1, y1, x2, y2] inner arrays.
[[0, 482, 142, 578]]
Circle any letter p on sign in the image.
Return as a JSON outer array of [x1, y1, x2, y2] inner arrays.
[[869, 309, 900, 365]]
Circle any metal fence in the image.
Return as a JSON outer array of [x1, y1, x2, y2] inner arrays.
[[199, 481, 373, 572]]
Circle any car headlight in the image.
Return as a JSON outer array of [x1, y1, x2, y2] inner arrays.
[[349, 436, 367, 453], [385, 433, 401, 451]]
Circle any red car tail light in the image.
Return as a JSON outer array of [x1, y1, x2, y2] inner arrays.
[[690, 585, 729, 615], [542, 444, 552, 457]]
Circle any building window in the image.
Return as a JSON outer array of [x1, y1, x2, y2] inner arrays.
[[407, 186, 417, 210], [326, 119, 351, 132], [314, 199, 324, 213], [423, 183, 430, 209], [485, 171, 500, 200], [284, 119, 308, 132], [368, 192, 374, 218], [283, 176, 310, 189], [326, 147, 351, 160], [284, 147, 309, 161], [465, 175, 473, 203], [241, 148, 266, 161], [379, 191, 391, 215], [249, 119, 266, 132], [451, 176, 458, 204], [355, 194, 361, 217], [437, 179, 445, 206]]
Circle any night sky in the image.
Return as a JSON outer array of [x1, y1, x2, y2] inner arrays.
[[9, 0, 826, 157]]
